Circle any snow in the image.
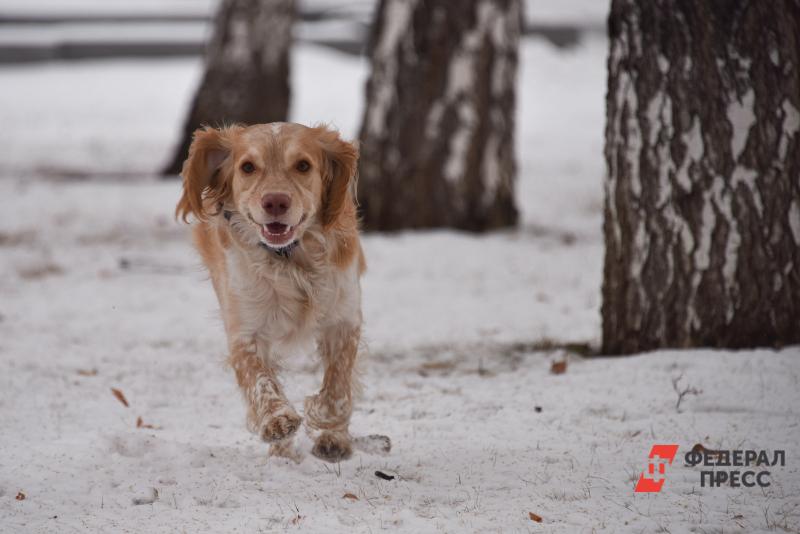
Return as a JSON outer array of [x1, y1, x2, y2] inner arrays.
[[292, 18, 367, 44], [0, 44, 366, 177], [0, 22, 209, 46], [1, 25, 799, 534], [523, 0, 608, 26], [289, 45, 368, 139], [518, 35, 606, 236], [0, 58, 203, 176]]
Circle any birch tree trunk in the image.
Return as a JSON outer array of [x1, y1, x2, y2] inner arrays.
[[603, 0, 800, 354], [162, 0, 293, 176], [357, 0, 521, 231]]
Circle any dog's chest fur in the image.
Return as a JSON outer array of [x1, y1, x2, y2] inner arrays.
[[223, 244, 360, 357]]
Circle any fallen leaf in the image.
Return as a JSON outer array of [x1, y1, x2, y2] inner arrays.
[[691, 443, 722, 455], [342, 493, 359, 501], [691, 443, 724, 464], [550, 359, 567, 375], [529, 512, 542, 523], [111, 388, 129, 407], [15, 491, 25, 501], [77, 368, 98, 377], [136, 416, 156, 429], [420, 361, 455, 371]]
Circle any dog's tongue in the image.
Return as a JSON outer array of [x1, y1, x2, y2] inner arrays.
[[267, 222, 288, 234]]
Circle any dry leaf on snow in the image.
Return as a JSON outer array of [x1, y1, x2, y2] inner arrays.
[[111, 388, 129, 407], [550, 359, 567, 375], [136, 416, 156, 429]]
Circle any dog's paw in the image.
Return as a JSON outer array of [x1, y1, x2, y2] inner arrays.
[[311, 431, 352, 463], [303, 393, 351, 431], [260, 409, 302, 443]]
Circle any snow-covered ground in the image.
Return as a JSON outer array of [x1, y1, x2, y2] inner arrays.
[[1, 33, 799, 534]]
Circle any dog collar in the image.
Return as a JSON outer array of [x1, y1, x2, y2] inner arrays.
[[259, 240, 300, 258], [223, 209, 299, 259]]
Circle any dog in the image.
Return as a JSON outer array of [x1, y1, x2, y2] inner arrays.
[[176, 122, 364, 462]]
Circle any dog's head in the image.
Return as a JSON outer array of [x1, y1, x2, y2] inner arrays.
[[176, 122, 358, 250]]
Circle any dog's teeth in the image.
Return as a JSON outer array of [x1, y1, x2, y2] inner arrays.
[[262, 223, 292, 236]]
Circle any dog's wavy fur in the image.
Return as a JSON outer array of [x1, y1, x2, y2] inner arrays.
[[177, 122, 364, 462]]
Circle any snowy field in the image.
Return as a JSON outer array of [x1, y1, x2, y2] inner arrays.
[[1, 32, 799, 534]]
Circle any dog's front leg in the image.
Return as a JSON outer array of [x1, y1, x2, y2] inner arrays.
[[230, 339, 302, 448], [305, 323, 360, 462]]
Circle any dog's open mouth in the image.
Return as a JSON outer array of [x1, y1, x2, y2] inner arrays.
[[261, 222, 295, 247]]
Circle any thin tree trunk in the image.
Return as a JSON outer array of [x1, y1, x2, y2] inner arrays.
[[603, 0, 800, 354], [162, 0, 293, 176], [357, 0, 521, 231]]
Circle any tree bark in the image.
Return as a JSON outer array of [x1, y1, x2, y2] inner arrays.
[[357, 0, 521, 231], [603, 0, 800, 354], [162, 0, 293, 176]]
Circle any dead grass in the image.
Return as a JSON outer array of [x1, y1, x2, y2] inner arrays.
[[17, 262, 63, 280]]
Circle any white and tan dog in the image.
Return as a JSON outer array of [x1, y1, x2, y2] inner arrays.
[[177, 122, 364, 462]]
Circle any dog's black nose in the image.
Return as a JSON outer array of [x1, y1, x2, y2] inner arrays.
[[262, 193, 291, 217]]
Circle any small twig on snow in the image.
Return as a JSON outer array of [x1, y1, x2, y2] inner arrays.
[[671, 374, 702, 412]]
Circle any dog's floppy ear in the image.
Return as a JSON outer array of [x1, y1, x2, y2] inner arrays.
[[175, 126, 238, 222], [315, 127, 359, 228]]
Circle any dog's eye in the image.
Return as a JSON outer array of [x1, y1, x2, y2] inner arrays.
[[295, 160, 311, 173], [241, 161, 256, 174]]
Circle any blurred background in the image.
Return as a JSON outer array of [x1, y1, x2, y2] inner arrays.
[[3, 2, 798, 532], [0, 0, 606, 237], [0, 0, 609, 346]]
